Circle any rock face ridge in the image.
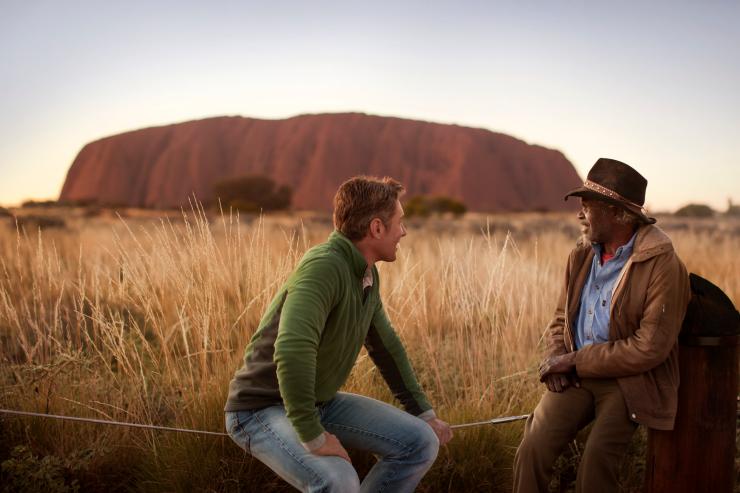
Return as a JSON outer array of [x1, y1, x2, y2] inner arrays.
[[60, 113, 582, 212]]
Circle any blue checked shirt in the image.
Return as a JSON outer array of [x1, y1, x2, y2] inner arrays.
[[574, 232, 637, 349]]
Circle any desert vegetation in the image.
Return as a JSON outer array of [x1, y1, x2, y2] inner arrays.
[[674, 203, 715, 218], [212, 175, 292, 213], [0, 207, 738, 492], [404, 195, 467, 218]]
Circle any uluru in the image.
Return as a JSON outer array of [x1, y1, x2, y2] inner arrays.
[[59, 113, 582, 212]]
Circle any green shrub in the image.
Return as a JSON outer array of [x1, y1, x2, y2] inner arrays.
[[14, 215, 67, 231], [430, 196, 467, 216], [21, 200, 58, 208], [725, 199, 740, 217], [674, 203, 714, 218], [1, 446, 82, 493], [404, 195, 467, 218], [56, 199, 98, 208], [212, 175, 292, 212], [229, 198, 260, 213], [404, 196, 431, 218]]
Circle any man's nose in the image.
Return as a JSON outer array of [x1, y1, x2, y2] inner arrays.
[[577, 209, 585, 220]]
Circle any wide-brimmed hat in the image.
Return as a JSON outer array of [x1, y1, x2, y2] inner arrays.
[[564, 158, 656, 224]]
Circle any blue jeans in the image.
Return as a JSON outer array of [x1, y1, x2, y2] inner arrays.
[[225, 392, 439, 493]]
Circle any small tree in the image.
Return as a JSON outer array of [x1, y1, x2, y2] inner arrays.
[[404, 196, 431, 218], [429, 196, 467, 216], [212, 175, 292, 212], [674, 203, 714, 218], [21, 200, 58, 208], [404, 195, 466, 218], [726, 198, 740, 217]]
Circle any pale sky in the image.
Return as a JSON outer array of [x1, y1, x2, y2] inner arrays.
[[2, 0, 738, 212]]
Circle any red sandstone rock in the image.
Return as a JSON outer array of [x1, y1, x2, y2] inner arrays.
[[59, 113, 582, 212]]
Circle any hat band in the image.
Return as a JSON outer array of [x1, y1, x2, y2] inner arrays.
[[583, 179, 649, 216]]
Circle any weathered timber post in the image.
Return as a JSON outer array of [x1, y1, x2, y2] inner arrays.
[[645, 273, 740, 493]]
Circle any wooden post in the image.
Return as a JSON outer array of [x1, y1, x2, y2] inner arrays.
[[645, 274, 740, 493]]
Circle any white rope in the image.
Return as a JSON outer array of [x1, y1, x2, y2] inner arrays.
[[0, 409, 228, 436], [450, 414, 529, 429], [1, 408, 528, 433]]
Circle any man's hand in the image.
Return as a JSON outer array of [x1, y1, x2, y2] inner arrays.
[[542, 373, 581, 392], [538, 352, 577, 381], [311, 432, 352, 464], [425, 417, 453, 445]]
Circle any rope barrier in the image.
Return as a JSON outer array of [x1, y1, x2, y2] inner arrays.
[[0, 408, 528, 434], [450, 414, 529, 429], [0, 409, 228, 436]]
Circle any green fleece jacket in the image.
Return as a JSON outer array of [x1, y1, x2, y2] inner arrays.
[[224, 231, 433, 443]]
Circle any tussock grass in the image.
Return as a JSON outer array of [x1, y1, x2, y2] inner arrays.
[[0, 209, 737, 492]]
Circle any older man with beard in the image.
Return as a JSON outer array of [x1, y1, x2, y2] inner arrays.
[[513, 158, 691, 493]]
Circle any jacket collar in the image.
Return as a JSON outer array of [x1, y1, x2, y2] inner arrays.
[[576, 224, 674, 263], [328, 230, 369, 279], [631, 224, 674, 262]]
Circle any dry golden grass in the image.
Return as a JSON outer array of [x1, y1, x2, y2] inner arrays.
[[0, 207, 737, 492]]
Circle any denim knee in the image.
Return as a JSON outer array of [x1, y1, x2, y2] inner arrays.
[[412, 421, 440, 465], [313, 460, 360, 493]]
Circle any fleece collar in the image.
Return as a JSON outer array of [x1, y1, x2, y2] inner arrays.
[[328, 230, 369, 279]]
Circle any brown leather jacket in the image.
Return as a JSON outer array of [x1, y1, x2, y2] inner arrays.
[[545, 224, 691, 430]]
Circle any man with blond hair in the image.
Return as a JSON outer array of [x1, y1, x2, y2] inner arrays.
[[513, 158, 691, 492], [225, 176, 452, 492]]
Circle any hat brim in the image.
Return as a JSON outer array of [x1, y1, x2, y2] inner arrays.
[[564, 188, 657, 225]]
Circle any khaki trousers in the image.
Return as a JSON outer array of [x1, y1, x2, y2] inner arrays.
[[513, 378, 638, 493]]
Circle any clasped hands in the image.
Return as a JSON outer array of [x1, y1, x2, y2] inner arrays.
[[538, 352, 578, 393]]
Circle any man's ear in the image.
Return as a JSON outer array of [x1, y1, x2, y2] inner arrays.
[[369, 217, 384, 239]]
